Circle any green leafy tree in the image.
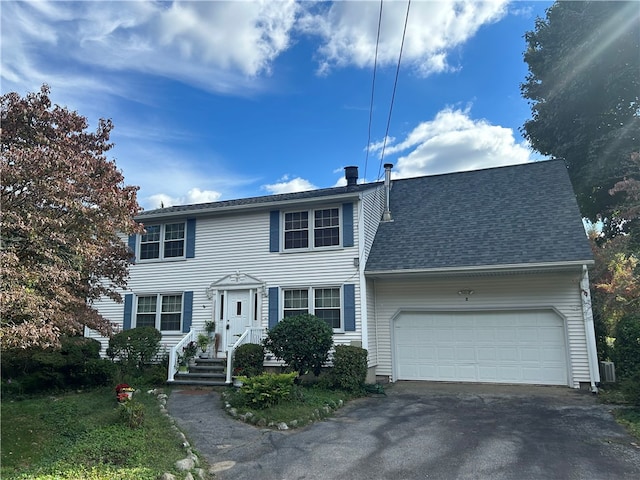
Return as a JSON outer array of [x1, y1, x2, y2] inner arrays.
[[263, 314, 333, 376], [1, 85, 142, 349], [521, 1, 640, 228]]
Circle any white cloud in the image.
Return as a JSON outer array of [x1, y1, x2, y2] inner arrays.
[[146, 188, 222, 210], [263, 175, 317, 194], [372, 107, 538, 179], [1, 0, 300, 97], [299, 0, 508, 75]]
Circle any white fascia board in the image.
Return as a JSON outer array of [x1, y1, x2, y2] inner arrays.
[[364, 260, 595, 278]]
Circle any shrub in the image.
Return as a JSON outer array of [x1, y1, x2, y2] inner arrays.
[[107, 327, 162, 371], [0, 336, 114, 395], [330, 345, 368, 392], [237, 372, 298, 409], [263, 314, 333, 376], [620, 371, 640, 406], [611, 312, 640, 379], [234, 343, 265, 377]]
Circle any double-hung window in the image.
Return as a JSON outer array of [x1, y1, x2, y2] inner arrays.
[[283, 208, 340, 250], [282, 287, 342, 329], [135, 294, 183, 331], [140, 223, 185, 260]]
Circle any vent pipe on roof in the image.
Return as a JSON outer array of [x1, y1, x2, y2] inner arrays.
[[344, 166, 358, 186], [382, 163, 393, 222]]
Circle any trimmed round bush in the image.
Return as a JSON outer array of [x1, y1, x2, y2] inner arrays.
[[107, 327, 162, 371], [234, 343, 265, 377], [263, 314, 333, 376], [330, 345, 368, 392]]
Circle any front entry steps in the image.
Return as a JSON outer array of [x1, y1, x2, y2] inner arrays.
[[170, 356, 228, 387]]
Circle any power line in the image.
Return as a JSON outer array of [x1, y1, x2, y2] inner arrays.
[[377, 0, 411, 181], [363, 0, 384, 183]]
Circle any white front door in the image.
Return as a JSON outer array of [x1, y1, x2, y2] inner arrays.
[[224, 290, 252, 350]]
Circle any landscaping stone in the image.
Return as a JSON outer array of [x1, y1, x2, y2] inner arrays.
[[175, 457, 195, 471]]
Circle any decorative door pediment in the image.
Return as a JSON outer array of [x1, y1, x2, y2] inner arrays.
[[206, 271, 265, 298]]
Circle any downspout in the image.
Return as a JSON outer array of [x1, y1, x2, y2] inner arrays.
[[357, 195, 369, 356], [581, 265, 600, 393]]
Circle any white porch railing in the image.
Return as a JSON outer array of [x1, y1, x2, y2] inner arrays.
[[167, 328, 198, 382], [226, 327, 267, 384]]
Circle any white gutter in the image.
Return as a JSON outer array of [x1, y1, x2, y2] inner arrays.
[[365, 260, 594, 277], [581, 265, 600, 393]]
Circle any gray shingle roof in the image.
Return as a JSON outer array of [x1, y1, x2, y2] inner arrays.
[[365, 160, 593, 273], [137, 183, 377, 219]]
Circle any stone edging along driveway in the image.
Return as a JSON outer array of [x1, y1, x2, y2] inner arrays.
[[168, 382, 640, 480]]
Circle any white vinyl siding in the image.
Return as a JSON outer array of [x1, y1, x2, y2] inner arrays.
[[370, 273, 591, 388], [360, 186, 385, 264], [91, 197, 366, 354]]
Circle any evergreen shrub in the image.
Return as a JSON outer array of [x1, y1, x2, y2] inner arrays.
[[263, 314, 333, 376], [330, 345, 368, 392], [107, 327, 162, 371], [234, 343, 265, 377]]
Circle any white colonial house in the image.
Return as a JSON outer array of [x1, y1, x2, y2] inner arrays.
[[88, 160, 600, 390]]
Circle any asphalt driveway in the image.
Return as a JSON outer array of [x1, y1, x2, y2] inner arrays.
[[167, 382, 640, 480]]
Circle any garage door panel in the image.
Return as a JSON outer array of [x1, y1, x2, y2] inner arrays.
[[457, 347, 476, 361], [520, 347, 541, 362], [394, 310, 568, 386], [497, 347, 519, 361], [477, 347, 497, 361]]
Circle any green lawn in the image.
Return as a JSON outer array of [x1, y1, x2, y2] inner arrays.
[[614, 408, 640, 441], [1, 387, 191, 480]]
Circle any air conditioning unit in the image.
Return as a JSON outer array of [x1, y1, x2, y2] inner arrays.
[[599, 361, 616, 383]]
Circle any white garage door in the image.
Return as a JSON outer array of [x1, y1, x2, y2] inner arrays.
[[394, 310, 568, 385]]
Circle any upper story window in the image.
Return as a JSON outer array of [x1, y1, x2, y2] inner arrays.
[[140, 222, 185, 260], [135, 293, 183, 331], [283, 208, 340, 250]]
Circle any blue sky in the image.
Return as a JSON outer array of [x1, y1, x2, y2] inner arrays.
[[2, 0, 553, 210]]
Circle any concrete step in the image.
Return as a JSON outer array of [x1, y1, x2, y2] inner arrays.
[[169, 379, 229, 387]]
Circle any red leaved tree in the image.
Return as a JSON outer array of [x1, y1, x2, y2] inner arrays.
[[1, 85, 143, 349]]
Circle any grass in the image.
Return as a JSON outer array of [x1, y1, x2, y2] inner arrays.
[[1, 387, 192, 480], [614, 408, 640, 440], [597, 382, 640, 442]]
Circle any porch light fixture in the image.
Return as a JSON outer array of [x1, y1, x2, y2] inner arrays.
[[457, 289, 474, 296]]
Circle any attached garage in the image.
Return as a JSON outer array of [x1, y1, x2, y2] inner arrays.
[[393, 310, 569, 386], [364, 161, 599, 389]]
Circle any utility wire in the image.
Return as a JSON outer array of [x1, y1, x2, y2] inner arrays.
[[363, 0, 384, 183], [377, 0, 411, 181]]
